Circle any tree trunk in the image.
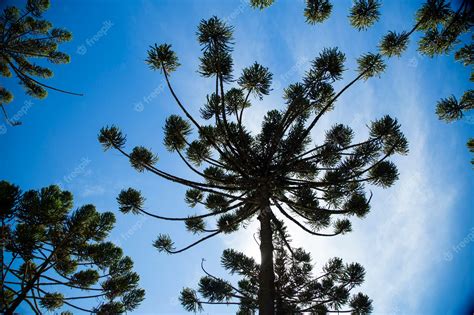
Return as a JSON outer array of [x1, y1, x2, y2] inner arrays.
[[5, 253, 51, 313], [5, 268, 40, 313], [1, 218, 5, 312], [258, 205, 275, 314]]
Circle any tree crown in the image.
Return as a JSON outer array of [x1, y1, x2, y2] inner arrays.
[[99, 16, 408, 255], [0, 181, 145, 314]]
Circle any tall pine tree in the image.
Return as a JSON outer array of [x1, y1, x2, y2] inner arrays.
[[180, 222, 372, 314], [99, 16, 407, 313], [0, 0, 81, 125], [0, 181, 145, 314]]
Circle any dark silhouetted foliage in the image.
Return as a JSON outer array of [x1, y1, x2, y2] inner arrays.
[[414, 0, 473, 164], [99, 16, 406, 314], [250, 0, 275, 10], [250, 0, 382, 28], [180, 223, 372, 314], [468, 138, 474, 166], [0, 0, 81, 125], [250, 0, 473, 165], [0, 181, 144, 314]]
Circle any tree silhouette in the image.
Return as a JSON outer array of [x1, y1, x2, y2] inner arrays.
[[379, 0, 473, 164], [180, 222, 372, 314], [0, 181, 145, 314], [349, 0, 381, 31], [99, 16, 407, 313], [435, 91, 472, 122], [468, 138, 474, 165], [250, 0, 274, 10], [250, 0, 381, 27], [251, 0, 473, 165], [0, 0, 82, 125]]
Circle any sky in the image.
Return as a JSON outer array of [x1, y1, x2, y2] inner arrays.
[[1, 0, 473, 314]]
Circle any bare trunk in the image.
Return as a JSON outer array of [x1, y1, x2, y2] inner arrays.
[[5, 253, 50, 313], [258, 205, 275, 314], [1, 218, 5, 312]]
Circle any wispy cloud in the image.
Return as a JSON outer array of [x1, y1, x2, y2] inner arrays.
[[81, 184, 106, 197], [226, 54, 458, 314]]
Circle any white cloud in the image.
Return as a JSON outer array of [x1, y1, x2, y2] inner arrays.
[[81, 184, 106, 197]]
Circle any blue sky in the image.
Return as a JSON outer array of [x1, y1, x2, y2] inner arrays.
[[1, 0, 473, 314]]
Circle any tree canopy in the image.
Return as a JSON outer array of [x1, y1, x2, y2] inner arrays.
[[250, 0, 473, 165], [0, 0, 81, 125], [0, 181, 145, 314], [99, 15, 407, 313], [180, 222, 372, 314], [0, 0, 469, 314], [250, 0, 382, 27]]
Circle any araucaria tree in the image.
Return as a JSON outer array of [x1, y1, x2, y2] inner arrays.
[[180, 222, 372, 314], [252, 0, 474, 165], [0, 0, 81, 125], [98, 16, 407, 313], [250, 0, 382, 27], [0, 181, 145, 314], [381, 0, 473, 165]]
